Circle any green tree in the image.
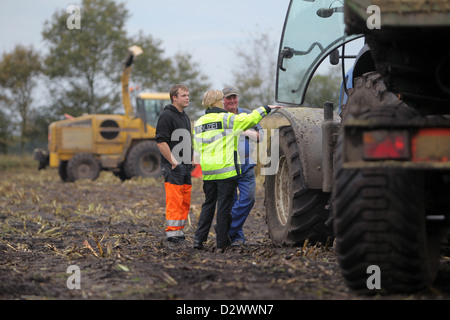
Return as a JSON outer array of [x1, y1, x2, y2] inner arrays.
[[0, 109, 12, 154], [304, 66, 342, 108], [230, 31, 277, 108], [26, 106, 56, 150], [42, 0, 130, 116], [129, 33, 210, 118], [129, 31, 172, 92], [0, 45, 42, 153], [43, 0, 211, 119], [168, 53, 210, 118]]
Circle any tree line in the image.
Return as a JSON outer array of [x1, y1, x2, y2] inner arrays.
[[0, 0, 212, 154], [0, 0, 342, 154]]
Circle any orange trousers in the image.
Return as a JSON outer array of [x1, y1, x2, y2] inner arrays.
[[165, 182, 192, 237], [162, 163, 192, 239]]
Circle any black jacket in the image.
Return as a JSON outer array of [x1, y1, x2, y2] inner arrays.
[[155, 104, 192, 166]]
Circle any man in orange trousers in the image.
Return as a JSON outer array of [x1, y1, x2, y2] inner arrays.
[[156, 84, 192, 247]]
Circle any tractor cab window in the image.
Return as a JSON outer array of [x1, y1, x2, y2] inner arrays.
[[136, 98, 170, 128], [276, 0, 360, 105]]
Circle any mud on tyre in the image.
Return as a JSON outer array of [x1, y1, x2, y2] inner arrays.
[[67, 153, 101, 182], [333, 72, 440, 293], [265, 125, 333, 246], [124, 140, 161, 179]]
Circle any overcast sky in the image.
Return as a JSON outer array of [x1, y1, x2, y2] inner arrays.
[[0, 0, 290, 89]]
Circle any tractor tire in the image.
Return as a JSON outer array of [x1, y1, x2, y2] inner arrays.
[[333, 72, 439, 293], [123, 140, 162, 179], [265, 125, 333, 246], [66, 153, 101, 182]]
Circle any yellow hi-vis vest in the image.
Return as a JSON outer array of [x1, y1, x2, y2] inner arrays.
[[193, 106, 269, 181]]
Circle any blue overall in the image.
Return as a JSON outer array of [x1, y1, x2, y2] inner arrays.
[[228, 108, 263, 244]]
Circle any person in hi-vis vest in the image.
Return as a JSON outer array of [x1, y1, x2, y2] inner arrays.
[[193, 89, 282, 250]]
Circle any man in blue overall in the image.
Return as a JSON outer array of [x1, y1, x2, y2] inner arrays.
[[222, 87, 263, 246]]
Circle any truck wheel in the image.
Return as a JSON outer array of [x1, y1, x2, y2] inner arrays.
[[265, 126, 333, 246], [124, 141, 161, 178], [333, 72, 439, 293], [67, 153, 101, 182]]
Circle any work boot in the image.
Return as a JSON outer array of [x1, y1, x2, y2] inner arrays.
[[166, 236, 185, 249], [193, 240, 203, 250], [230, 239, 245, 247]]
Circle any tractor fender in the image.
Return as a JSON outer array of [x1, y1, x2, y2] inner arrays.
[[274, 107, 327, 189]]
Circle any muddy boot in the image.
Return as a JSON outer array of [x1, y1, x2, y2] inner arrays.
[[193, 239, 204, 250], [166, 236, 186, 250]]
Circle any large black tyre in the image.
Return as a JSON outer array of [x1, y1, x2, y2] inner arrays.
[[265, 125, 333, 246], [123, 140, 162, 179], [67, 153, 101, 182], [333, 72, 439, 293]]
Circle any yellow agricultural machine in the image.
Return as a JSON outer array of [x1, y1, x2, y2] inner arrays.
[[34, 46, 169, 182]]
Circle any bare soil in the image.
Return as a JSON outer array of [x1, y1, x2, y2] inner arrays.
[[1, 169, 450, 301]]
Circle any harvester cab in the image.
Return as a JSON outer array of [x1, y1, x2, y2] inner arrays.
[[136, 92, 171, 130]]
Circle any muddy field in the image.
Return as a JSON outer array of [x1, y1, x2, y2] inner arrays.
[[1, 168, 450, 303]]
